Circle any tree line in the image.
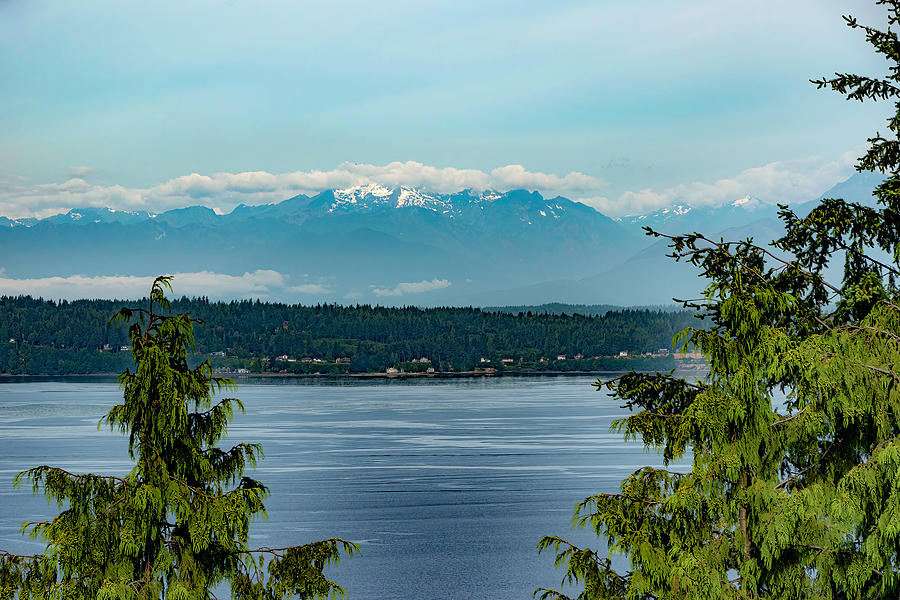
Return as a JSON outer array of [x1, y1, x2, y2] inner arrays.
[[0, 297, 696, 375]]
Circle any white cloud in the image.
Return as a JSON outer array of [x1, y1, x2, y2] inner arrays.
[[489, 165, 601, 195], [0, 153, 862, 219], [372, 279, 452, 297], [593, 150, 861, 217], [0, 271, 452, 301], [68, 166, 94, 179], [0, 162, 605, 219], [0, 270, 295, 300]]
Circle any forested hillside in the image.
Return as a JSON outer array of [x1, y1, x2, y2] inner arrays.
[[484, 303, 684, 316], [0, 296, 697, 375]]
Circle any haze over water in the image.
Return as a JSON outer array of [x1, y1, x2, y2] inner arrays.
[[0, 376, 664, 599]]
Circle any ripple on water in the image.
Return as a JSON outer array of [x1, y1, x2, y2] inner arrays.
[[0, 376, 663, 600]]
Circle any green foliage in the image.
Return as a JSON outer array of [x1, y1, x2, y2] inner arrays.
[[0, 298, 695, 375], [0, 276, 357, 599], [537, 2, 900, 598]]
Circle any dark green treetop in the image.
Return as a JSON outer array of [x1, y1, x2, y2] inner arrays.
[[0, 276, 357, 600], [537, 1, 900, 598]]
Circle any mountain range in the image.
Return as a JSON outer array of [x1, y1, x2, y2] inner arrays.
[[0, 172, 885, 306]]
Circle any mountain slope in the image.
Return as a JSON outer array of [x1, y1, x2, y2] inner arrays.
[[1, 174, 878, 305], [0, 187, 635, 302]]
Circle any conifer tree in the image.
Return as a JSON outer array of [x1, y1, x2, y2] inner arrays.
[[537, 1, 900, 598], [0, 276, 357, 599]]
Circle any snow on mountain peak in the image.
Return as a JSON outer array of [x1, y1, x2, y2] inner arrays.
[[332, 184, 456, 211], [329, 187, 557, 214], [333, 183, 394, 204], [396, 187, 446, 210], [731, 195, 761, 209], [658, 204, 691, 216]]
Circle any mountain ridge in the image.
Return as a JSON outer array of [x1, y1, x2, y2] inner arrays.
[[0, 172, 885, 305]]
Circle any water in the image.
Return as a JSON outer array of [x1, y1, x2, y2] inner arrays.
[[0, 376, 664, 599]]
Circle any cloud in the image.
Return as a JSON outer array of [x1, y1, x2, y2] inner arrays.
[[488, 165, 600, 194], [0, 161, 606, 219], [0, 270, 301, 300], [592, 150, 861, 217], [0, 271, 451, 302], [371, 278, 452, 297], [67, 166, 94, 179], [0, 153, 862, 220]]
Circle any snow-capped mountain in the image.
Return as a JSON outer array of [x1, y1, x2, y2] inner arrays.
[[0, 172, 884, 306], [1, 208, 153, 228], [43, 207, 155, 226], [0, 188, 638, 303], [0, 216, 37, 228], [329, 185, 458, 214], [621, 203, 693, 226], [219, 186, 612, 234], [619, 196, 772, 236]]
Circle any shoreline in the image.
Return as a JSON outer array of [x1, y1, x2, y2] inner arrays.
[[0, 366, 708, 381]]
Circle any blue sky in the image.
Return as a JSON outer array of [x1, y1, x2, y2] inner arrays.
[[0, 0, 892, 218]]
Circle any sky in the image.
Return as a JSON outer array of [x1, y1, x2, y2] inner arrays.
[[0, 0, 894, 219]]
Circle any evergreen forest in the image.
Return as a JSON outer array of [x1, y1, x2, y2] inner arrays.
[[0, 297, 696, 375]]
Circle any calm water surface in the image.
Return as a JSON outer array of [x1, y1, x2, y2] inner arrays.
[[0, 376, 663, 599]]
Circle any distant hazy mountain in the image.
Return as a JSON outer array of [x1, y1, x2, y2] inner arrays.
[[155, 206, 219, 228], [463, 171, 886, 307], [619, 196, 782, 238], [0, 173, 884, 306], [0, 187, 637, 303], [815, 170, 884, 205], [42, 207, 155, 226]]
